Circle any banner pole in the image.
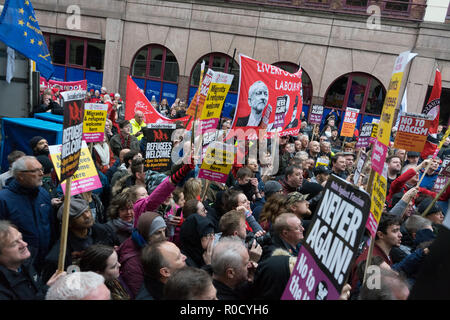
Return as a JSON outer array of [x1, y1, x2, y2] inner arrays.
[[362, 169, 376, 285], [341, 137, 347, 151], [57, 177, 72, 272], [422, 178, 450, 217]]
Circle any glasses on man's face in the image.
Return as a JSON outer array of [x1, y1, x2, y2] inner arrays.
[[20, 167, 44, 174]]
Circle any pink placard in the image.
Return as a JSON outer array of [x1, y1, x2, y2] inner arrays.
[[371, 139, 388, 175]]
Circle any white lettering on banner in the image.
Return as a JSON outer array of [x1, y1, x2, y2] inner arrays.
[[287, 253, 313, 300], [275, 80, 301, 92], [256, 62, 300, 78], [145, 142, 173, 158], [306, 188, 363, 284], [62, 123, 83, 158]]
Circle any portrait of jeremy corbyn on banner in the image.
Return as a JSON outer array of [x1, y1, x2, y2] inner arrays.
[[235, 80, 269, 127]]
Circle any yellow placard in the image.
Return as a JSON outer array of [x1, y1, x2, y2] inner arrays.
[[370, 171, 387, 224], [201, 83, 231, 120]]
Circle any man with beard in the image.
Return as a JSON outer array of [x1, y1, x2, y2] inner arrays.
[[0, 156, 55, 273], [279, 165, 303, 194], [286, 192, 312, 222], [29, 136, 50, 157], [386, 155, 402, 194], [235, 81, 269, 127], [41, 197, 119, 282]]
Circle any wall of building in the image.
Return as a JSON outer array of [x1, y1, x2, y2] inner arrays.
[[32, 0, 450, 114]]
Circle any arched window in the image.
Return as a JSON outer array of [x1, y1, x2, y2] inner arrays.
[[131, 44, 179, 106], [188, 52, 239, 118], [323, 72, 386, 129], [272, 62, 313, 107]]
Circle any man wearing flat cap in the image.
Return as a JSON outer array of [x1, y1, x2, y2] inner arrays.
[[41, 196, 119, 282]]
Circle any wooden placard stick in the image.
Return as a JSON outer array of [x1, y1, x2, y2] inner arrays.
[[362, 169, 376, 285], [421, 177, 450, 217], [57, 177, 72, 272]]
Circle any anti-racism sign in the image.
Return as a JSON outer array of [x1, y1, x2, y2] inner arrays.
[[356, 123, 376, 148], [60, 90, 86, 181], [49, 141, 102, 196], [124, 76, 192, 129], [282, 175, 370, 300], [198, 141, 234, 183], [371, 51, 417, 175], [143, 123, 176, 172], [230, 55, 302, 139], [393, 112, 432, 152], [340, 107, 359, 138], [40, 77, 87, 91], [309, 105, 324, 125], [82, 103, 108, 143]]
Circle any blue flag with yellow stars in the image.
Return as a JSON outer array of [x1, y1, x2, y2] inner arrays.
[[0, 0, 54, 79]]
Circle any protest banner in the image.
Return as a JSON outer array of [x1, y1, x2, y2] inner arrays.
[[200, 71, 234, 133], [366, 163, 388, 238], [142, 123, 176, 172], [316, 156, 330, 168], [82, 103, 108, 143], [371, 51, 417, 175], [340, 107, 359, 138], [40, 77, 88, 91], [198, 142, 234, 183], [49, 141, 102, 196], [230, 55, 302, 139], [353, 151, 367, 185], [282, 175, 370, 300], [124, 76, 191, 129], [58, 89, 86, 272], [309, 105, 324, 125], [393, 112, 431, 152], [60, 90, 86, 182], [186, 68, 213, 119], [356, 123, 376, 148]]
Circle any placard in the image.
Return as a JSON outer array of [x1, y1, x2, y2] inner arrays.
[[49, 141, 102, 196], [198, 142, 234, 183], [309, 105, 324, 125], [340, 107, 359, 137], [393, 112, 431, 152], [143, 123, 176, 172], [82, 103, 108, 143], [282, 175, 370, 300]]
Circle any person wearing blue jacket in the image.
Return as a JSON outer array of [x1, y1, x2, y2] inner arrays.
[[0, 156, 56, 273]]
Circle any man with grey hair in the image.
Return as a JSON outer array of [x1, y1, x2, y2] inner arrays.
[[130, 110, 146, 141], [211, 236, 256, 300], [0, 220, 64, 300], [235, 81, 269, 127], [0, 156, 55, 273], [46, 271, 110, 300]]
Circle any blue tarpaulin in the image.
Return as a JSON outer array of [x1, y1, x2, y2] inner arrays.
[[1, 118, 63, 172], [34, 112, 64, 124]]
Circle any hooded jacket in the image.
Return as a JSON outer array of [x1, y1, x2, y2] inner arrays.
[[0, 179, 55, 271]]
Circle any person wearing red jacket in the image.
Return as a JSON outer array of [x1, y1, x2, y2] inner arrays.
[[387, 158, 450, 207]]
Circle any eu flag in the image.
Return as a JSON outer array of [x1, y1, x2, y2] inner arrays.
[[0, 0, 54, 79]]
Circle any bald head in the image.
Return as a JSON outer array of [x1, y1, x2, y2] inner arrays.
[[134, 111, 145, 124]]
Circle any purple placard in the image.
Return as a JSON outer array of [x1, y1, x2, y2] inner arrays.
[[198, 169, 228, 183], [355, 123, 374, 148], [371, 139, 388, 175], [309, 105, 324, 124], [200, 118, 219, 134], [282, 247, 340, 300], [282, 175, 370, 300]]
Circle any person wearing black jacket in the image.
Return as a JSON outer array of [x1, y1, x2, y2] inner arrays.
[[0, 221, 64, 300], [136, 240, 187, 300], [41, 197, 119, 283], [33, 92, 63, 115]]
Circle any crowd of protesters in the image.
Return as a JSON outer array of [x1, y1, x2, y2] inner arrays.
[[0, 86, 448, 301]]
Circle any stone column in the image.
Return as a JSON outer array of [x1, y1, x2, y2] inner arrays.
[[102, 17, 123, 93]]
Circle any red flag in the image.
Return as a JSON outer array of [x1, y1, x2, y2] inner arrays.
[[124, 76, 191, 129], [422, 69, 441, 134]]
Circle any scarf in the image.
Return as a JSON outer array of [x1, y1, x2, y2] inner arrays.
[[93, 142, 110, 166], [111, 218, 134, 233], [120, 133, 131, 149]]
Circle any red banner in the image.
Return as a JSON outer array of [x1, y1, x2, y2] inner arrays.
[[124, 76, 191, 129], [230, 55, 302, 138], [422, 69, 441, 134], [40, 77, 87, 92]]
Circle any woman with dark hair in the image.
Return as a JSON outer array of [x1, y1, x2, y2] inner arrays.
[[79, 244, 130, 300], [106, 191, 135, 244], [179, 200, 215, 268]]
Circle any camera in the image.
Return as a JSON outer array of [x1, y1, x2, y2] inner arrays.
[[245, 231, 272, 249]]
